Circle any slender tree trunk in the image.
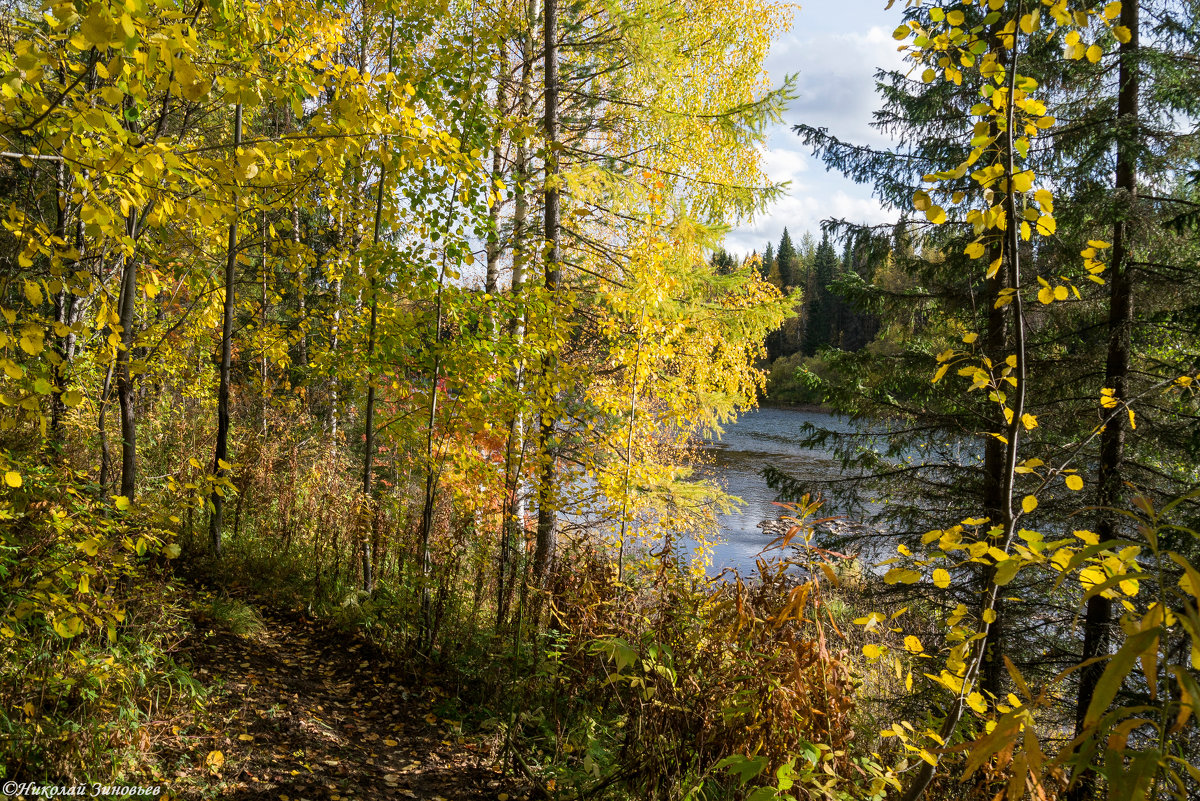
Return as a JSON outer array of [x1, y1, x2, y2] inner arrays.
[[259, 211, 268, 436], [497, 0, 539, 631], [980, 113, 1009, 700], [330, 278, 342, 436], [616, 307, 646, 584], [359, 15, 396, 595], [116, 211, 139, 500], [1069, 4, 1138, 799], [49, 160, 73, 450], [418, 264, 447, 647], [899, 27, 1030, 801], [292, 202, 308, 378], [484, 63, 510, 302], [209, 103, 243, 557], [532, 0, 560, 608], [361, 292, 379, 594], [98, 358, 115, 491], [330, 203, 345, 438], [360, 161, 387, 595]]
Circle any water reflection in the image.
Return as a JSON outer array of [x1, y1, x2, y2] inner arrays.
[[692, 407, 856, 574]]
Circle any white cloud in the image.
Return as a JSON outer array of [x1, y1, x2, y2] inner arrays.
[[725, 188, 893, 254], [727, 4, 911, 255], [777, 26, 907, 148], [761, 146, 809, 181]]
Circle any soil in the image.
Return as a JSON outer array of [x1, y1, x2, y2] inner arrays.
[[155, 602, 528, 801]]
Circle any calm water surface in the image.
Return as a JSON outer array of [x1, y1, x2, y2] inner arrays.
[[693, 407, 855, 573]]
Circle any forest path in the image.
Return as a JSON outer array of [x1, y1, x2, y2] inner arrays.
[[160, 599, 522, 801]]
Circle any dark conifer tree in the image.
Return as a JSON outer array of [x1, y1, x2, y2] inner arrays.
[[801, 234, 837, 355], [776, 228, 801, 290]]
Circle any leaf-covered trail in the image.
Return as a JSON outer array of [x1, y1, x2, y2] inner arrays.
[[162, 602, 521, 800]]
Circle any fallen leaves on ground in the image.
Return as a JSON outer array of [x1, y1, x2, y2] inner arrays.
[[151, 597, 526, 801]]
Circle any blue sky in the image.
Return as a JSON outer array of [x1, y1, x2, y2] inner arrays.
[[725, 0, 908, 255]]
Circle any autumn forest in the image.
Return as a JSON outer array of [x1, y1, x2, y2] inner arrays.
[[1, 0, 1198, 799]]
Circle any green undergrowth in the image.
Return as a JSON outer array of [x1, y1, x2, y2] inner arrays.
[[197, 500, 894, 801], [3, 446, 890, 800], [0, 458, 204, 784]]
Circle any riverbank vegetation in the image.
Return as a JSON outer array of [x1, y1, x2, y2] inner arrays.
[[2, 0, 1199, 799], [757, 0, 1200, 799]]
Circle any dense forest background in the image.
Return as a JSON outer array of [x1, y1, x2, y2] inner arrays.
[[2, 0, 1200, 799], [712, 228, 883, 404]]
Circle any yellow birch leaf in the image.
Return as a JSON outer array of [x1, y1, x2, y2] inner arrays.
[[1022, 495, 1038, 514], [24, 280, 43, 305], [885, 568, 922, 584], [81, 6, 116, 46]]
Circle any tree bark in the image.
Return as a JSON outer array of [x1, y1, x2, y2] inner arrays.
[[291, 202, 308, 379], [980, 121, 1009, 700], [1069, 3, 1138, 799], [532, 0, 560, 606], [209, 103, 243, 558], [49, 159, 73, 450], [418, 258, 447, 647], [360, 14, 396, 594], [485, 64, 510, 302], [361, 149, 387, 595], [899, 26, 1029, 800], [258, 211, 268, 436], [116, 211, 139, 500], [497, 0, 539, 631]]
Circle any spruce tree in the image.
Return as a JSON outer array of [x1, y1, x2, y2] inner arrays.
[[762, 241, 780, 287], [801, 234, 837, 355], [776, 228, 801, 289], [778, 3, 1200, 792]]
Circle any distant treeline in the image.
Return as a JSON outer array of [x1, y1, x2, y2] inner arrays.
[[713, 229, 881, 403]]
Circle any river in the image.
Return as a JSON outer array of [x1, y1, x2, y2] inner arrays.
[[693, 406, 858, 574]]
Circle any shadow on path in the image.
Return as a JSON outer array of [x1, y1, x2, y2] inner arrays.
[[161, 605, 521, 801]]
